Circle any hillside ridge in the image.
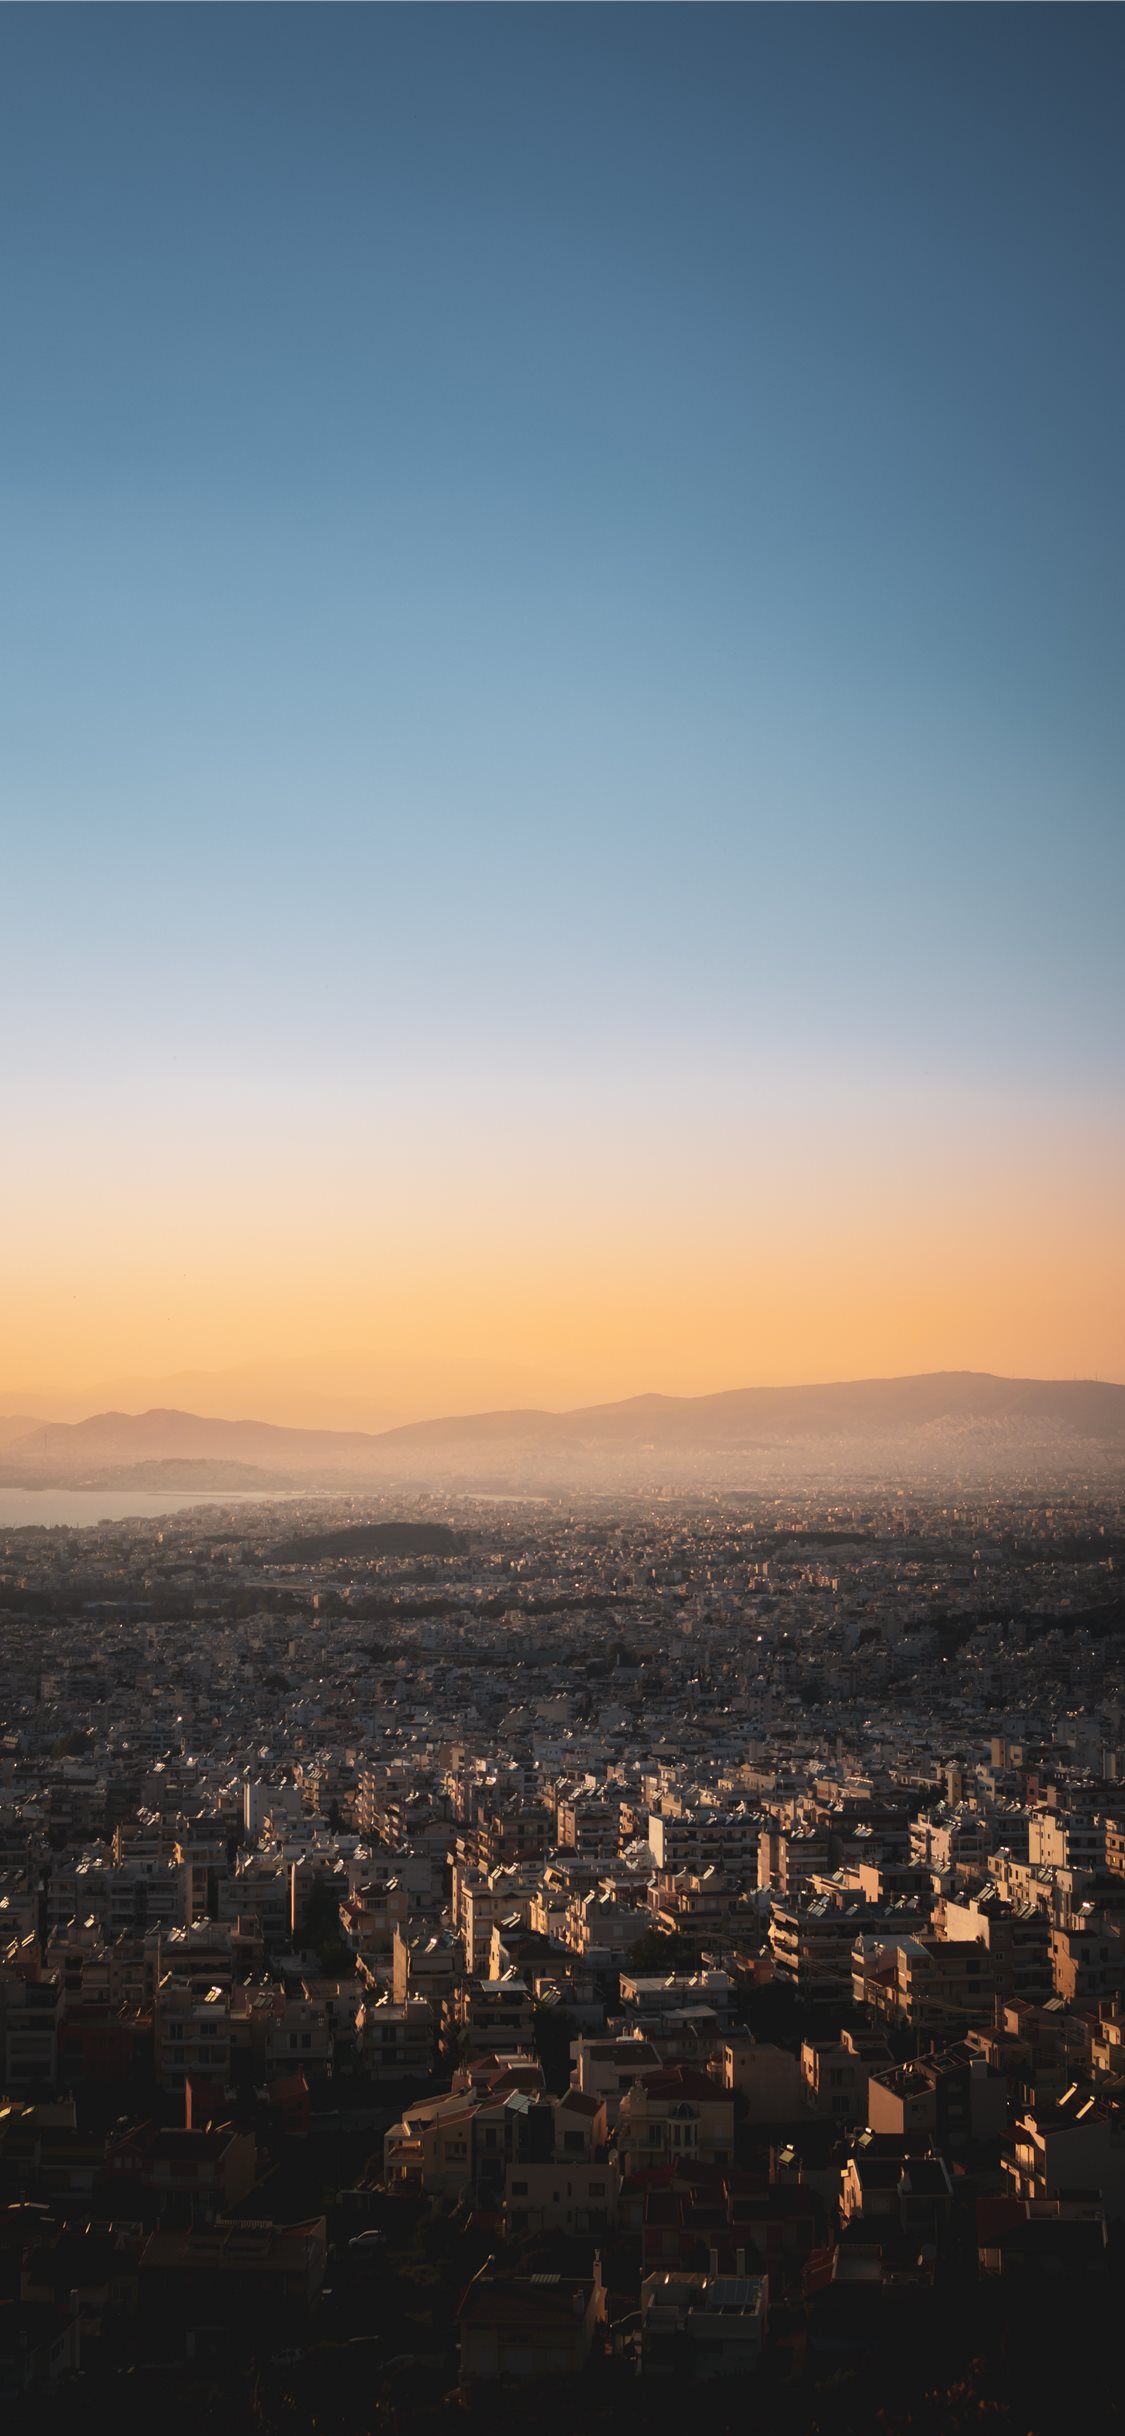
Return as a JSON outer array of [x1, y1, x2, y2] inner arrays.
[[1, 1370, 1122, 1485]]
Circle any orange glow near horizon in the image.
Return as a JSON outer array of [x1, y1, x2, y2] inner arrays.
[[4, 1149, 1122, 1426], [3, 1059, 1121, 1425]]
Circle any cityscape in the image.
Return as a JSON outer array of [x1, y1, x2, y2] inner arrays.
[[3, 4, 1124, 2431], [2, 1443, 1125, 2427]]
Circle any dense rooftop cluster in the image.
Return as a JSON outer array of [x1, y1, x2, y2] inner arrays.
[[2, 1477, 1125, 2431]]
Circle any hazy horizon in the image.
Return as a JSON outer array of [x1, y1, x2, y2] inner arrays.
[[2, 1361, 1123, 1445]]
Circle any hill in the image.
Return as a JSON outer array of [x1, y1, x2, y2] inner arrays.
[[371, 1372, 1125, 1452], [55, 1457, 296, 1492], [270, 1522, 464, 1561], [5, 1407, 383, 1474], [1, 1373, 1122, 1489]]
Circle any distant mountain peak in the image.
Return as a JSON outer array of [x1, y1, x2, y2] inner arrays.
[[0, 1370, 1120, 1489]]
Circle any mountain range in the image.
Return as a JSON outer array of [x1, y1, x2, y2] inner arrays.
[[0, 1372, 1122, 1490]]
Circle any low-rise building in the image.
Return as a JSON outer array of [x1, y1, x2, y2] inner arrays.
[[640, 2267, 767, 2378]]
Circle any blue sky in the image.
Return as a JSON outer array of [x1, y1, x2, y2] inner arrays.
[[2, 7, 1123, 1404]]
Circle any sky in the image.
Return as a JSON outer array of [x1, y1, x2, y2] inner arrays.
[[2, 5, 1123, 1427]]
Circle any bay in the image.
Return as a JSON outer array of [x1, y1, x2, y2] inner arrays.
[[0, 1488, 306, 1530]]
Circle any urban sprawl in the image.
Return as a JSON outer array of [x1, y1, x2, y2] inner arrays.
[[2, 1480, 1125, 2431]]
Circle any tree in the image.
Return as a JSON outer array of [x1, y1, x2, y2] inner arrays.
[[300, 1878, 353, 1976], [626, 1927, 704, 1974]]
